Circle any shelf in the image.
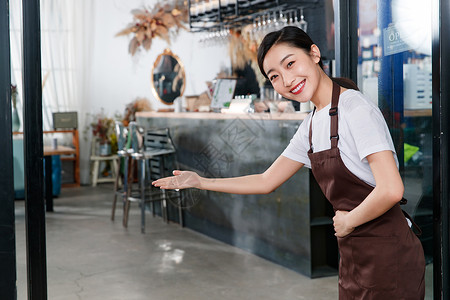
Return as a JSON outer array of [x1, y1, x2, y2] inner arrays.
[[189, 0, 319, 32]]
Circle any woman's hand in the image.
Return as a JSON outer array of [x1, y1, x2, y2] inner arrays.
[[333, 210, 355, 237], [152, 170, 201, 190]]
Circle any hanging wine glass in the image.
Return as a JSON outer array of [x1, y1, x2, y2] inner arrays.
[[288, 10, 294, 25], [261, 14, 267, 36], [250, 18, 257, 41], [297, 7, 308, 32], [279, 10, 288, 29], [272, 11, 280, 31]]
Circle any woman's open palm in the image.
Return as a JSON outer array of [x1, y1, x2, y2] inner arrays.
[[152, 170, 201, 190]]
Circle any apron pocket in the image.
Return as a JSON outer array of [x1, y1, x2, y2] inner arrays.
[[351, 236, 398, 291]]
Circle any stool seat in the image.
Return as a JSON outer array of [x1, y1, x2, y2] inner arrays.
[[143, 148, 175, 157], [91, 154, 119, 161]]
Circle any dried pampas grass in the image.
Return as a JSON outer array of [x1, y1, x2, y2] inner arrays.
[[116, 1, 188, 56]]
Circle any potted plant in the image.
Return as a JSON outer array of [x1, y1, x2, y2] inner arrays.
[[88, 110, 117, 156]]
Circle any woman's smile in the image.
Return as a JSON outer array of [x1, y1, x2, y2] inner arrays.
[[290, 79, 306, 95]]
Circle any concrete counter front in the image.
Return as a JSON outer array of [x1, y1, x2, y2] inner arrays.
[[136, 112, 337, 278]]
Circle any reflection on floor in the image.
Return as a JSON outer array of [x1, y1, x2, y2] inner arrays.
[[15, 184, 433, 299]]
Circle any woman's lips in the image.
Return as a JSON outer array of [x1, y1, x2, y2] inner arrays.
[[290, 79, 306, 95]]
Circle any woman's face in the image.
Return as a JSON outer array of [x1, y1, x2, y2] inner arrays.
[[263, 43, 321, 102]]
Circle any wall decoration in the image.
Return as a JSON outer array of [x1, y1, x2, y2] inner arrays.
[[116, 0, 189, 56]]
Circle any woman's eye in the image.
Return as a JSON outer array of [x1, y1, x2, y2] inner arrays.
[[287, 61, 294, 68], [270, 75, 278, 81]]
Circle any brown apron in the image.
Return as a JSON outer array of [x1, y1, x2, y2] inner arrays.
[[307, 82, 425, 300]]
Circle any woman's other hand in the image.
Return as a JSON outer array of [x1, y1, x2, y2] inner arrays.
[[333, 210, 355, 237], [152, 170, 201, 190]]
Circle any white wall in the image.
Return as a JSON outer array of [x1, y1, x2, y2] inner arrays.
[[79, 0, 230, 184]]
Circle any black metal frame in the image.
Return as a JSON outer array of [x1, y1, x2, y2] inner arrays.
[[433, 1, 450, 299], [333, 0, 358, 81], [0, 0, 17, 298], [23, 0, 48, 299]]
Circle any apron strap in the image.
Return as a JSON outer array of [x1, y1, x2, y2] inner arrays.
[[330, 81, 341, 148], [308, 108, 315, 149], [402, 209, 423, 237], [308, 81, 342, 150]]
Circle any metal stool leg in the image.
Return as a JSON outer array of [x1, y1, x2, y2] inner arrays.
[[123, 157, 135, 228], [111, 160, 121, 221], [146, 158, 155, 217], [139, 159, 146, 233], [91, 160, 99, 187], [159, 156, 169, 224], [178, 190, 183, 227]]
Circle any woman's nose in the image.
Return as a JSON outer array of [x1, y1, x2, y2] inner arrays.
[[283, 75, 295, 87]]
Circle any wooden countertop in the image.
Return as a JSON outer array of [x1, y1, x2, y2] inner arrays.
[[136, 111, 309, 121]]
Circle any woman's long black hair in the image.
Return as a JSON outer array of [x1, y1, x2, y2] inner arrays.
[[257, 26, 358, 90]]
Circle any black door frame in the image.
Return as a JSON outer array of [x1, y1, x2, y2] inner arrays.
[[432, 1, 450, 299], [22, 0, 48, 298], [0, 0, 48, 299], [335, 0, 449, 299], [0, 0, 18, 298]]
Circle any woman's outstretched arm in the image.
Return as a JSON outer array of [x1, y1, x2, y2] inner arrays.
[[152, 155, 304, 195]]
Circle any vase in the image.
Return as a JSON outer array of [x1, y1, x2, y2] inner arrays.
[[12, 106, 21, 132], [99, 141, 111, 156]]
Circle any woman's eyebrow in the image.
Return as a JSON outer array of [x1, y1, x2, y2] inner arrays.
[[280, 53, 294, 65], [266, 54, 294, 77]]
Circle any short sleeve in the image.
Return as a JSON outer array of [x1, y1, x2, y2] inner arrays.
[[281, 115, 312, 168], [345, 104, 396, 162]]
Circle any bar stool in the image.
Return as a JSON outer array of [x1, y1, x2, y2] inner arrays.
[[111, 121, 130, 221], [122, 122, 144, 228], [123, 124, 183, 233]]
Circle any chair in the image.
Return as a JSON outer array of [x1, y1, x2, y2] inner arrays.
[[90, 137, 119, 187], [123, 123, 183, 233], [111, 121, 130, 221]]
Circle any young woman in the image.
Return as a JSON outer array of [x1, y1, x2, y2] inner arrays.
[[152, 26, 425, 299]]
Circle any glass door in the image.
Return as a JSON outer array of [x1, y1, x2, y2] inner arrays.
[[356, 1, 433, 298]]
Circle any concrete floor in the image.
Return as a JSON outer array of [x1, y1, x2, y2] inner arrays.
[[14, 184, 434, 299], [15, 184, 339, 300]]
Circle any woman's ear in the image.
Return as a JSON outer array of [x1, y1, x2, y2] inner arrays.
[[310, 44, 321, 63]]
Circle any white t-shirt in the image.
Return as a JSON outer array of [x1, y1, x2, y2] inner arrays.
[[282, 89, 398, 187]]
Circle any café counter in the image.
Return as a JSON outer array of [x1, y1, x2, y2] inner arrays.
[[136, 111, 337, 278]]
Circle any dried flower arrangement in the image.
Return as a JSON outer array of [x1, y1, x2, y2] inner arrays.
[[122, 97, 153, 127], [91, 116, 115, 143], [84, 109, 118, 155], [116, 1, 189, 56]]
